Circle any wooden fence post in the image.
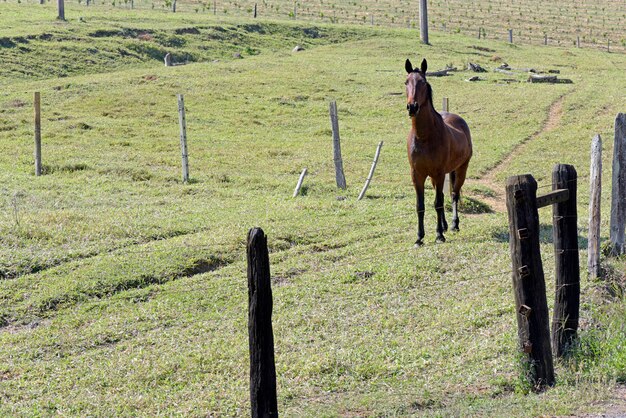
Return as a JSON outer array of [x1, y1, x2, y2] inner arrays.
[[419, 0, 428, 44], [293, 168, 307, 197], [34, 92, 42, 177], [506, 174, 555, 389], [254, 3, 257, 18], [588, 135, 602, 278], [329, 101, 347, 190], [508, 29, 513, 43], [247, 228, 278, 418], [610, 113, 626, 255], [357, 141, 383, 201], [57, 0, 65, 20], [551, 164, 579, 357], [442, 97, 451, 195], [177, 94, 190, 183]]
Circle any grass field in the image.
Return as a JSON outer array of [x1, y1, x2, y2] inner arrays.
[[1, 3, 626, 416]]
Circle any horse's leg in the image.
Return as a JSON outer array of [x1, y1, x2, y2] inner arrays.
[[412, 170, 426, 247], [451, 161, 469, 231], [433, 174, 446, 243]]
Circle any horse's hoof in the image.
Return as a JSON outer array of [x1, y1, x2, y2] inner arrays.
[[435, 235, 446, 243], [451, 225, 460, 232], [414, 240, 424, 248]]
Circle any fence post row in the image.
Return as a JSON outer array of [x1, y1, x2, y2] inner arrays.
[[550, 164, 579, 357], [588, 135, 602, 278], [329, 101, 347, 190], [610, 113, 626, 256], [247, 228, 278, 418], [34, 92, 42, 177], [506, 174, 555, 389]]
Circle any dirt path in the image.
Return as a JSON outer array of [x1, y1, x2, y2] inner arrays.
[[472, 94, 566, 213]]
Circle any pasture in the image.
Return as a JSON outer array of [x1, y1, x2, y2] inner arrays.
[[0, 3, 625, 416]]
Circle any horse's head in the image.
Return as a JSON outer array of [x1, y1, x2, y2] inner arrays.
[[405, 58, 430, 117]]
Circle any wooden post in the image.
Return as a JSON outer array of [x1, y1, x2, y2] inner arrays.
[[247, 228, 278, 418], [254, 3, 257, 18], [293, 168, 307, 197], [442, 97, 450, 195], [177, 94, 190, 183], [213, 0, 216, 14], [357, 141, 383, 201], [577, 36, 580, 48], [172, 0, 177, 12], [478, 27, 481, 39], [419, 0, 429, 44], [551, 164, 580, 357], [506, 174, 555, 389], [34, 92, 42, 177], [57, 0, 65, 20], [371, 15, 374, 25], [588, 135, 602, 278], [293, 3, 296, 19], [329, 101, 346, 190], [544, 33, 548, 45], [508, 29, 513, 43], [610, 113, 626, 255]]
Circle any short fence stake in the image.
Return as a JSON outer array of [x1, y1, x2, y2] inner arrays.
[[551, 164, 580, 357], [293, 168, 307, 197], [34, 92, 42, 176], [357, 141, 383, 201], [506, 174, 555, 389], [588, 134, 602, 278], [329, 101, 347, 190], [610, 113, 626, 255], [177, 94, 190, 183], [442, 97, 451, 195], [508, 29, 513, 43], [247, 228, 278, 418]]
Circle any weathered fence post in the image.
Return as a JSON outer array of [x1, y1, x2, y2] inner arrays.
[[588, 135, 602, 278], [577, 36, 580, 48], [177, 94, 190, 183], [329, 101, 347, 190], [34, 92, 42, 177], [357, 141, 383, 201], [57, 0, 65, 20], [551, 164, 579, 357], [254, 3, 257, 18], [610, 113, 626, 255], [293, 168, 307, 197], [508, 29, 513, 43], [544, 33, 548, 45], [247, 228, 278, 418], [419, 0, 429, 44], [442, 97, 451, 194], [506, 174, 555, 389]]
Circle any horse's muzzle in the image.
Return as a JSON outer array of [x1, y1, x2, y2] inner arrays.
[[407, 102, 419, 117]]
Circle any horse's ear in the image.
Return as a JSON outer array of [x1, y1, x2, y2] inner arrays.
[[420, 58, 428, 74], [405, 59, 413, 74]]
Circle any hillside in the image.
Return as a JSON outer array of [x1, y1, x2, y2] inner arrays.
[[0, 4, 625, 416]]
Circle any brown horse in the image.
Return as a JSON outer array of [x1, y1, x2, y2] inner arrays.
[[405, 58, 472, 246]]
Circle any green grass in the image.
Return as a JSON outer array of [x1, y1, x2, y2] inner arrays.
[[0, 4, 625, 416]]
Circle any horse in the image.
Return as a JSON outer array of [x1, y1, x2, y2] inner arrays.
[[405, 58, 473, 246]]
